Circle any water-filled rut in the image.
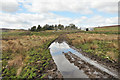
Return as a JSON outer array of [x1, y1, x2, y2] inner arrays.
[[49, 41, 119, 78]]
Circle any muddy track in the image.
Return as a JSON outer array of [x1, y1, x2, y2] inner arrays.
[[70, 46, 119, 73], [44, 59, 63, 78], [63, 51, 119, 79], [52, 34, 119, 79], [55, 34, 71, 44]]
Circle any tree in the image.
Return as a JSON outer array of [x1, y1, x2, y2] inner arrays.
[[30, 26, 36, 31], [69, 23, 78, 30], [37, 25, 42, 31], [58, 24, 64, 30], [54, 24, 58, 31], [43, 24, 49, 30]]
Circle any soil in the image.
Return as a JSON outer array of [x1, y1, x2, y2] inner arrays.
[[45, 59, 63, 78], [54, 34, 119, 79], [70, 46, 119, 77], [55, 34, 71, 44], [63, 51, 117, 78]]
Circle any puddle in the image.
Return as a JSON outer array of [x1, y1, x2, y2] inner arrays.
[[49, 41, 118, 78], [49, 42, 88, 78]]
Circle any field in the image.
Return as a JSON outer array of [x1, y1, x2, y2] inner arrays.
[[67, 26, 119, 62], [94, 26, 118, 32], [84, 26, 119, 34], [2, 30, 60, 78], [1, 26, 119, 79]]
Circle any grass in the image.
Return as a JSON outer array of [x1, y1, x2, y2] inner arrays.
[[2, 30, 58, 79], [83, 26, 119, 34], [2, 29, 79, 79], [2, 27, 119, 78], [67, 33, 119, 62], [94, 26, 118, 31]]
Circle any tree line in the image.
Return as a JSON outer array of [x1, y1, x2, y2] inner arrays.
[[29, 24, 78, 31]]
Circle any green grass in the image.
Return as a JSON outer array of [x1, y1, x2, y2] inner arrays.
[[82, 26, 119, 34], [74, 40, 118, 61], [2, 39, 54, 79], [83, 31, 119, 34], [94, 27, 118, 31]]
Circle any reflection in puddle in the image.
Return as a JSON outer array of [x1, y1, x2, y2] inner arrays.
[[49, 42, 88, 78], [49, 41, 118, 78]]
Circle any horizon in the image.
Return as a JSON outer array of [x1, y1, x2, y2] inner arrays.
[[0, 24, 119, 30], [0, 0, 118, 29]]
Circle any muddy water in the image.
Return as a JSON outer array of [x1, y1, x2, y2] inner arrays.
[[49, 41, 118, 78], [49, 42, 88, 78]]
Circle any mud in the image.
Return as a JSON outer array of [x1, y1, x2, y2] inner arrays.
[[63, 51, 118, 78], [50, 34, 119, 79], [44, 59, 63, 78], [70, 46, 119, 76], [55, 34, 71, 44]]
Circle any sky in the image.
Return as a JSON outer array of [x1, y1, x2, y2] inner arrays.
[[0, 0, 119, 29]]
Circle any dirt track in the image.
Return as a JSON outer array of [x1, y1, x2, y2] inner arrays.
[[63, 51, 118, 78], [51, 34, 119, 79]]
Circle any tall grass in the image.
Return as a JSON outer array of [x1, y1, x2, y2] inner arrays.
[[67, 33, 118, 62], [2, 31, 58, 78]]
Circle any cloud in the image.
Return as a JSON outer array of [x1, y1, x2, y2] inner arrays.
[[77, 16, 118, 27], [0, 12, 117, 29], [21, 0, 118, 14], [0, 0, 118, 14], [0, 0, 118, 29], [91, 0, 118, 13], [22, 0, 93, 14], [0, 0, 19, 12]]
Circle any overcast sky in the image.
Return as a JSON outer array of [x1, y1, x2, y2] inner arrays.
[[0, 0, 119, 29]]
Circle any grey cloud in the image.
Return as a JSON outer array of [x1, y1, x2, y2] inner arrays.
[[0, 0, 19, 12]]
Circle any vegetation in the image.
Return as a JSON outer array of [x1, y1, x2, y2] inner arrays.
[[1, 25, 119, 79], [2, 30, 58, 79], [67, 26, 119, 62], [29, 23, 78, 31], [2, 29, 80, 79], [84, 26, 119, 34]]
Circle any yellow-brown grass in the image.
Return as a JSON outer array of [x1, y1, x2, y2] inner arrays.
[[67, 33, 118, 61], [2, 34, 57, 76], [107, 43, 118, 49], [8, 54, 23, 67], [106, 51, 118, 62], [90, 44, 98, 50], [67, 33, 118, 45], [2, 35, 57, 53]]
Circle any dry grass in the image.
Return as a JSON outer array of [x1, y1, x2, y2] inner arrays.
[[67, 33, 118, 45], [107, 42, 118, 49], [67, 33, 118, 61], [8, 54, 23, 67], [106, 51, 118, 62], [2, 34, 57, 76], [90, 44, 98, 50], [2, 35, 57, 53]]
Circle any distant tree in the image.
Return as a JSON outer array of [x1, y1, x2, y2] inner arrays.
[[51, 25, 54, 30], [30, 26, 36, 31], [69, 24, 75, 30], [58, 24, 64, 30], [55, 24, 58, 31], [48, 25, 54, 30], [37, 25, 42, 31], [65, 26, 70, 30], [43, 24, 49, 30]]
